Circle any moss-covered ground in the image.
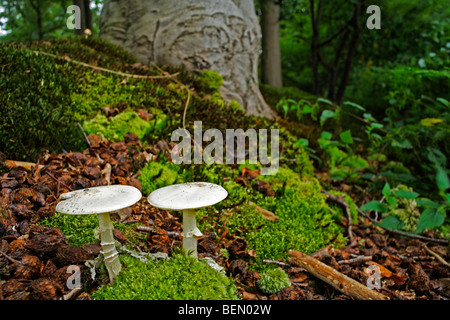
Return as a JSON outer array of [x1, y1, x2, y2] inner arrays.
[[1, 37, 359, 299]]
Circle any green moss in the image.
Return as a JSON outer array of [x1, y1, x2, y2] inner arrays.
[[199, 166, 348, 271], [193, 70, 223, 94], [83, 111, 152, 141], [91, 253, 240, 300], [39, 213, 99, 247], [258, 268, 291, 294], [138, 161, 180, 195]]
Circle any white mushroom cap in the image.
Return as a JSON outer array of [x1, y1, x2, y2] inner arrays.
[[56, 185, 142, 215], [147, 182, 228, 210]]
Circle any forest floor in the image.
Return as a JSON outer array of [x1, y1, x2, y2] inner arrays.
[[0, 133, 448, 301]]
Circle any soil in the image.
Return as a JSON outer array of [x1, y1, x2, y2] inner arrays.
[[0, 133, 448, 300]]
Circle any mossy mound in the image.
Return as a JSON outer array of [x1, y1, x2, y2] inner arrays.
[[92, 253, 240, 300]]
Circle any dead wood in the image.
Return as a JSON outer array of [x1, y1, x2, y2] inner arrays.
[[288, 249, 389, 300]]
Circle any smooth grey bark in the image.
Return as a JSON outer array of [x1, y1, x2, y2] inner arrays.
[[99, 0, 276, 118], [261, 0, 282, 88]]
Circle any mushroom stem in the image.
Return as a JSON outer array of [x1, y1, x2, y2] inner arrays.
[[182, 209, 202, 258], [97, 212, 121, 283]]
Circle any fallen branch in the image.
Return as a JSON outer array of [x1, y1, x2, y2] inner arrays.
[[288, 249, 389, 300], [4, 159, 45, 171]]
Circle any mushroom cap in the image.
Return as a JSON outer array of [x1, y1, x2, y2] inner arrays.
[[147, 182, 228, 210], [56, 185, 142, 215]]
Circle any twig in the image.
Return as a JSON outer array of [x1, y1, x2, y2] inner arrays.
[[45, 171, 73, 191], [263, 259, 292, 268], [0, 250, 21, 264], [338, 255, 373, 265], [424, 245, 450, 266], [62, 287, 82, 300], [77, 122, 91, 147], [182, 85, 191, 130], [135, 225, 180, 237], [322, 190, 355, 243], [32, 50, 179, 79]]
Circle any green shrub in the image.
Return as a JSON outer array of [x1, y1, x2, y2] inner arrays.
[[92, 253, 240, 300], [258, 268, 291, 294]]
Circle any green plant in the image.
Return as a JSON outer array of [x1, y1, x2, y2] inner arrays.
[[257, 268, 291, 294], [362, 180, 449, 237]]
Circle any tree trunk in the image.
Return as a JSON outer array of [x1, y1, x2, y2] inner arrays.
[[99, 0, 276, 119], [335, 0, 363, 104], [73, 0, 93, 35], [309, 0, 323, 95], [261, 0, 282, 88]]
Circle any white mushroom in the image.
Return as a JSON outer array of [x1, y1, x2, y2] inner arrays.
[[56, 185, 142, 283], [147, 182, 227, 258]]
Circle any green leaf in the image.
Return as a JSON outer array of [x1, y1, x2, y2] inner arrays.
[[295, 138, 309, 147], [370, 123, 384, 129], [436, 97, 448, 107], [394, 189, 419, 199], [361, 201, 389, 213], [377, 215, 404, 230], [321, 131, 332, 140], [320, 110, 336, 126], [416, 208, 445, 234], [416, 198, 440, 209], [339, 130, 353, 144], [420, 118, 443, 126], [343, 101, 366, 112], [301, 105, 313, 114], [382, 182, 391, 197], [317, 98, 334, 106], [436, 166, 450, 191], [382, 183, 396, 207], [391, 137, 413, 149]]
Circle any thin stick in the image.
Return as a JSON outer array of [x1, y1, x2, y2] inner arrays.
[[77, 122, 91, 147], [338, 255, 372, 265], [32, 50, 179, 79], [322, 190, 354, 243], [45, 171, 73, 191], [0, 250, 21, 264], [424, 246, 450, 266], [263, 259, 292, 268], [182, 86, 191, 130]]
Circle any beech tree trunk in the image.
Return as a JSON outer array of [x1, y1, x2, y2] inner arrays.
[[261, 0, 282, 88], [99, 0, 276, 118]]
